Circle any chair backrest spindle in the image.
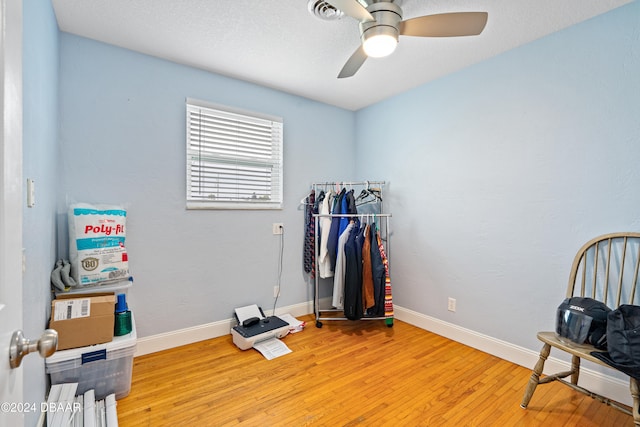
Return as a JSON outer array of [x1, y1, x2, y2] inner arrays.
[[631, 254, 640, 304], [615, 237, 628, 307], [604, 238, 613, 306], [566, 233, 640, 310], [591, 242, 599, 299]]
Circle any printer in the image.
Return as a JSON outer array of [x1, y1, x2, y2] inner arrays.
[[231, 316, 290, 350], [231, 305, 290, 350]]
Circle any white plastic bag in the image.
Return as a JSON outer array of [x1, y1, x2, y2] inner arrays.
[[68, 203, 130, 286]]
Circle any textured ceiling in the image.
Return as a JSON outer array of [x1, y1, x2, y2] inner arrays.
[[51, 0, 632, 111]]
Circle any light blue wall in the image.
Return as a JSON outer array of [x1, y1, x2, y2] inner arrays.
[[22, 0, 59, 424], [58, 34, 356, 337], [22, 1, 639, 414], [355, 2, 640, 354]]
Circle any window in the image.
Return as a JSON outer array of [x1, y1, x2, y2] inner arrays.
[[186, 99, 283, 209]]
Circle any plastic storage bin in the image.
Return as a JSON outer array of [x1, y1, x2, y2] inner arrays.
[[45, 315, 136, 400]]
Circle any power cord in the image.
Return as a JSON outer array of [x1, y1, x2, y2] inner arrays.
[[272, 224, 284, 316]]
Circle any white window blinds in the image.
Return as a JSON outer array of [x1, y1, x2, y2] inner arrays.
[[186, 99, 283, 209]]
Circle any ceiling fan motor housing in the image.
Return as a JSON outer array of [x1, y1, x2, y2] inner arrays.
[[359, 2, 403, 50]]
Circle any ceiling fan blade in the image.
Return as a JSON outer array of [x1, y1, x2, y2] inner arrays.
[[400, 12, 488, 37], [324, 0, 374, 22], [338, 45, 368, 78]]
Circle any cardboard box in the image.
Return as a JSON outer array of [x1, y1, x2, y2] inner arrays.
[[49, 293, 115, 350]]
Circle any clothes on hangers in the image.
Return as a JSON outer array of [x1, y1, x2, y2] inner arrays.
[[376, 226, 394, 319], [355, 187, 382, 215], [315, 190, 325, 209], [338, 217, 392, 319], [332, 221, 354, 309], [317, 191, 334, 279], [306, 181, 392, 322], [338, 189, 357, 237], [344, 218, 364, 320], [368, 222, 386, 317], [327, 188, 346, 271]]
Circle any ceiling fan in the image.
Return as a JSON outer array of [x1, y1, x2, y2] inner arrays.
[[324, 0, 488, 78]]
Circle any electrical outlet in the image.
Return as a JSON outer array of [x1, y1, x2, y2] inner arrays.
[[273, 286, 280, 298], [272, 223, 284, 234], [448, 297, 456, 312]]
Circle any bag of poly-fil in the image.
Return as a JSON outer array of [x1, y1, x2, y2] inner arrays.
[[68, 203, 130, 286]]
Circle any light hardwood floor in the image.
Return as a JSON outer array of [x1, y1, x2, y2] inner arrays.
[[117, 315, 633, 426]]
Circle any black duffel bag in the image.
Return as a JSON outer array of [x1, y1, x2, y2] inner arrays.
[[591, 304, 640, 379]]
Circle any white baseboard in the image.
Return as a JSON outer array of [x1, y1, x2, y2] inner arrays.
[[134, 301, 313, 357], [135, 301, 631, 406]]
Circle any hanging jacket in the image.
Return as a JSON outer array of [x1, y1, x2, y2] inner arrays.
[[343, 219, 363, 320], [327, 188, 346, 271], [332, 221, 353, 309], [338, 189, 357, 237], [361, 224, 375, 310]]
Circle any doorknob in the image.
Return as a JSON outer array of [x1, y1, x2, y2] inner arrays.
[[9, 329, 58, 369]]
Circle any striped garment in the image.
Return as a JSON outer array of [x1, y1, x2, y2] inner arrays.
[[376, 230, 393, 318]]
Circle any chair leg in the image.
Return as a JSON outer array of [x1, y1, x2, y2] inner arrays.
[[521, 343, 551, 409], [630, 377, 640, 426], [571, 355, 580, 385]]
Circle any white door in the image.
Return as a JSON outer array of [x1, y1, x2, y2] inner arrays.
[[0, 0, 25, 426]]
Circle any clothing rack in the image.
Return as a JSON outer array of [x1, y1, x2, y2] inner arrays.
[[309, 181, 392, 328], [311, 180, 386, 188]]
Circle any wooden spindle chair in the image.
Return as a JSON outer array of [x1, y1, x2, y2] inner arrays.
[[521, 232, 640, 425]]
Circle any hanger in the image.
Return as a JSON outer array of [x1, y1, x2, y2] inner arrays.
[[356, 187, 382, 204]]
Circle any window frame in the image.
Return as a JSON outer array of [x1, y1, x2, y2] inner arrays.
[[185, 98, 283, 210]]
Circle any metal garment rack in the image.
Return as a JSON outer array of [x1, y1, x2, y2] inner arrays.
[[310, 181, 392, 328]]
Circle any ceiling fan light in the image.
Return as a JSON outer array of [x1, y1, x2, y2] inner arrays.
[[363, 33, 397, 58]]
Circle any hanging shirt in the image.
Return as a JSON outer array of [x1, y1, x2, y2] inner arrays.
[[318, 191, 334, 278], [327, 188, 346, 271], [332, 222, 354, 309], [338, 189, 357, 237]]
